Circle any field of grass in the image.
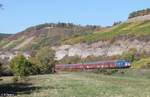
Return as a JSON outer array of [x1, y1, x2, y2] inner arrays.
[[0, 70, 150, 97]]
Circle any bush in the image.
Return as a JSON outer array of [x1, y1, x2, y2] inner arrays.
[[120, 48, 137, 62], [35, 47, 56, 74], [10, 54, 34, 79], [94, 69, 119, 75], [131, 58, 150, 69]]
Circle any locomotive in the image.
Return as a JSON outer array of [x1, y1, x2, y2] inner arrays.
[[55, 60, 131, 71]]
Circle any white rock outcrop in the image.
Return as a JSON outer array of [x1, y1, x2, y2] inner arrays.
[[53, 39, 150, 60]]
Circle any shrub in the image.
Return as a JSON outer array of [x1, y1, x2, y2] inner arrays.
[[120, 48, 137, 62], [131, 58, 150, 69], [10, 54, 34, 79], [94, 69, 119, 75], [35, 47, 56, 74]]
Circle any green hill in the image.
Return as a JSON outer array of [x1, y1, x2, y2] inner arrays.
[[1, 9, 150, 51], [0, 9, 150, 69], [1, 20, 150, 50], [64, 21, 150, 44], [0, 23, 100, 50]]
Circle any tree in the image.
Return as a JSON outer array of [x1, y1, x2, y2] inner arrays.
[[113, 21, 122, 26], [128, 8, 150, 19], [10, 54, 33, 79], [35, 47, 56, 74]]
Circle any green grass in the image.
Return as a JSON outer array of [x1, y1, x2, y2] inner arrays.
[[0, 70, 150, 97], [0, 36, 25, 49], [0, 40, 10, 48], [64, 21, 150, 44], [6, 37, 25, 49], [132, 58, 150, 69]]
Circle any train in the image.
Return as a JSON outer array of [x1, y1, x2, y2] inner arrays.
[[55, 60, 131, 71]]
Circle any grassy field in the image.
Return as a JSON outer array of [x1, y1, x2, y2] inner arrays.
[[0, 70, 150, 97]]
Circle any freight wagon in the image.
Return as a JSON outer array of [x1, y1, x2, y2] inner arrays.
[[55, 60, 131, 71]]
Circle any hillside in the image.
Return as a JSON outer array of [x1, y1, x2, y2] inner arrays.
[[128, 8, 150, 19], [0, 23, 100, 51], [0, 33, 11, 40], [1, 20, 150, 51], [1, 9, 150, 63], [1, 21, 150, 61], [64, 20, 150, 44]]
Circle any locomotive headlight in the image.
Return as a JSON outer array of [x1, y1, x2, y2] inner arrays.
[[125, 62, 130, 66], [127, 62, 131, 66], [128, 63, 131, 66]]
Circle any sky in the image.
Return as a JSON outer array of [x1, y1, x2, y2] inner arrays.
[[0, 0, 150, 34]]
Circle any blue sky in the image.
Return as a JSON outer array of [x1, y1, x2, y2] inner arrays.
[[0, 0, 150, 34]]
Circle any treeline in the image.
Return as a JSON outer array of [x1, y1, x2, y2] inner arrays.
[[25, 22, 101, 31], [0, 47, 56, 81], [0, 33, 12, 40], [128, 8, 150, 19]]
